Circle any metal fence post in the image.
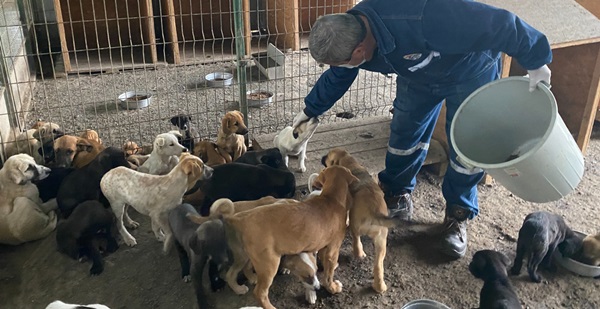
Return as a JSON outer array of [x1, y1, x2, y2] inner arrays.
[[233, 0, 250, 145]]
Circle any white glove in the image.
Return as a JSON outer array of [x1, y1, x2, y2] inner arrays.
[[527, 64, 551, 92], [292, 110, 310, 128]]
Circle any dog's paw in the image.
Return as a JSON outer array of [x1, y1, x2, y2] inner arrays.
[[280, 267, 291, 275], [327, 280, 343, 294], [355, 250, 367, 259], [372, 280, 388, 294], [305, 289, 317, 304], [297, 166, 307, 173], [90, 264, 104, 276], [232, 284, 249, 295], [126, 220, 140, 229], [182, 275, 192, 283], [210, 277, 227, 291], [124, 236, 137, 247], [156, 233, 166, 242]]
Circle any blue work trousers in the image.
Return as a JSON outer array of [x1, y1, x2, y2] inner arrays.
[[377, 58, 502, 218]]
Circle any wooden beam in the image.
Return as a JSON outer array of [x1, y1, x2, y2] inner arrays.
[[53, 0, 71, 72], [577, 45, 600, 153], [141, 0, 157, 64], [243, 0, 252, 55], [267, 0, 300, 51], [162, 0, 180, 64]]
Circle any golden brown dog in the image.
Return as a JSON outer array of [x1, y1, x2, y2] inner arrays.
[[5, 121, 62, 164], [79, 129, 102, 144], [321, 147, 399, 293], [198, 166, 358, 309], [193, 140, 227, 167], [216, 110, 248, 162], [53, 135, 106, 168], [582, 233, 600, 266]]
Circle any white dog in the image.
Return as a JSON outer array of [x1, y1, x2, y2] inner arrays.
[[273, 117, 319, 172], [45, 300, 110, 309], [0, 154, 57, 245], [100, 153, 212, 252], [137, 131, 187, 175]]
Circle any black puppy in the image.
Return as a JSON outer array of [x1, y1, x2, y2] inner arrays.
[[510, 211, 582, 282], [34, 167, 74, 203], [56, 200, 119, 275], [168, 203, 229, 309], [56, 147, 130, 218], [234, 147, 287, 170], [170, 114, 200, 151], [470, 250, 521, 309], [193, 162, 296, 215]]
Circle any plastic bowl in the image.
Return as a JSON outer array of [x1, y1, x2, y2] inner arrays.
[[554, 231, 600, 277], [205, 72, 233, 87], [246, 90, 273, 107], [118, 91, 153, 109], [401, 299, 451, 309]]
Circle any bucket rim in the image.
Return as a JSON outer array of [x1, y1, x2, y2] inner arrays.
[[450, 76, 557, 170]]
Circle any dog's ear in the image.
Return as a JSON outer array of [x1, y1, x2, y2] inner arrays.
[[8, 159, 30, 185], [251, 138, 263, 151], [232, 110, 244, 120], [155, 137, 165, 147], [170, 116, 178, 126], [76, 139, 94, 153], [33, 127, 44, 140], [498, 252, 512, 268]]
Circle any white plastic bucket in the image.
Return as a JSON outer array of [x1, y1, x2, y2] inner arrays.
[[450, 76, 584, 203]]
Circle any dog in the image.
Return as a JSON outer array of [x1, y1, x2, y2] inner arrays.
[[274, 117, 319, 172], [170, 114, 201, 151], [204, 166, 358, 309], [0, 154, 57, 245], [80, 129, 102, 144], [56, 147, 130, 219], [45, 300, 110, 309], [469, 250, 521, 309], [53, 135, 106, 168], [5, 122, 63, 164], [101, 153, 212, 252], [56, 200, 118, 275], [581, 233, 600, 266], [168, 203, 229, 309], [216, 110, 248, 162], [122, 141, 144, 156], [189, 162, 296, 216], [510, 211, 582, 283], [321, 148, 401, 293], [234, 147, 288, 170], [193, 140, 227, 167], [34, 167, 74, 203], [138, 131, 187, 175]]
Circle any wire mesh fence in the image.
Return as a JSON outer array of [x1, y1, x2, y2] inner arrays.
[[0, 0, 394, 164]]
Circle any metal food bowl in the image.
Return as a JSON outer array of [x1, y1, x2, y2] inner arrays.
[[205, 72, 233, 87], [118, 91, 153, 109], [401, 299, 452, 309], [554, 231, 600, 277], [246, 90, 274, 107]]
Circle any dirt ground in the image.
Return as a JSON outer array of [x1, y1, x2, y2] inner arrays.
[[1, 123, 600, 309]]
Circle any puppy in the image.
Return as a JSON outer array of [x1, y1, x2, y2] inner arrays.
[[235, 147, 288, 170], [204, 166, 358, 309], [101, 154, 212, 252], [53, 135, 106, 168], [34, 167, 74, 202], [469, 250, 521, 309], [510, 211, 582, 283], [216, 110, 248, 162], [0, 154, 57, 245], [281, 252, 320, 305], [170, 113, 201, 151], [138, 131, 187, 175], [321, 148, 400, 293], [80, 129, 102, 144], [190, 162, 296, 216], [168, 203, 229, 309], [5, 122, 63, 164], [274, 117, 319, 172], [56, 147, 130, 218], [56, 200, 118, 275], [45, 300, 110, 309], [122, 141, 143, 156], [193, 140, 227, 167], [582, 233, 600, 266]]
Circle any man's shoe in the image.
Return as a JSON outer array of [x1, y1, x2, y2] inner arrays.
[[383, 191, 413, 221], [440, 204, 470, 259]]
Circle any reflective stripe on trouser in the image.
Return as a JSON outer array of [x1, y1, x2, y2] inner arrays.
[[378, 57, 501, 218]]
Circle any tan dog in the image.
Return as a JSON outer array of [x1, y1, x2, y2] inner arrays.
[[100, 153, 213, 252], [216, 111, 248, 162], [202, 166, 358, 309], [193, 140, 227, 167], [582, 233, 600, 266], [5, 122, 62, 164], [123, 141, 142, 156], [0, 154, 57, 245], [321, 147, 399, 293], [79, 129, 102, 144], [53, 135, 105, 168]]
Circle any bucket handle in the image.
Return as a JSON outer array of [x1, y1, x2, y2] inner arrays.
[[456, 155, 476, 170], [535, 80, 552, 91]]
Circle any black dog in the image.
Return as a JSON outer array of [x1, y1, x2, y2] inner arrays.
[[34, 167, 74, 203], [470, 250, 521, 309], [170, 114, 200, 151], [510, 211, 582, 282], [56, 147, 130, 218], [56, 200, 119, 275], [168, 203, 229, 309], [234, 147, 287, 170], [192, 162, 296, 216]]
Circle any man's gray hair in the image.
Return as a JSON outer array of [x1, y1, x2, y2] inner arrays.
[[309, 13, 364, 64]]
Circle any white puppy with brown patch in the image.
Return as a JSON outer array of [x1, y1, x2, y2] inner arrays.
[[138, 131, 187, 175], [0, 154, 57, 245], [273, 117, 319, 172], [100, 153, 212, 252]]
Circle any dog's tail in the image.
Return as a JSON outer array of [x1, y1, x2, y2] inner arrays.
[[372, 214, 433, 233], [209, 198, 235, 217], [307, 173, 320, 193]]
